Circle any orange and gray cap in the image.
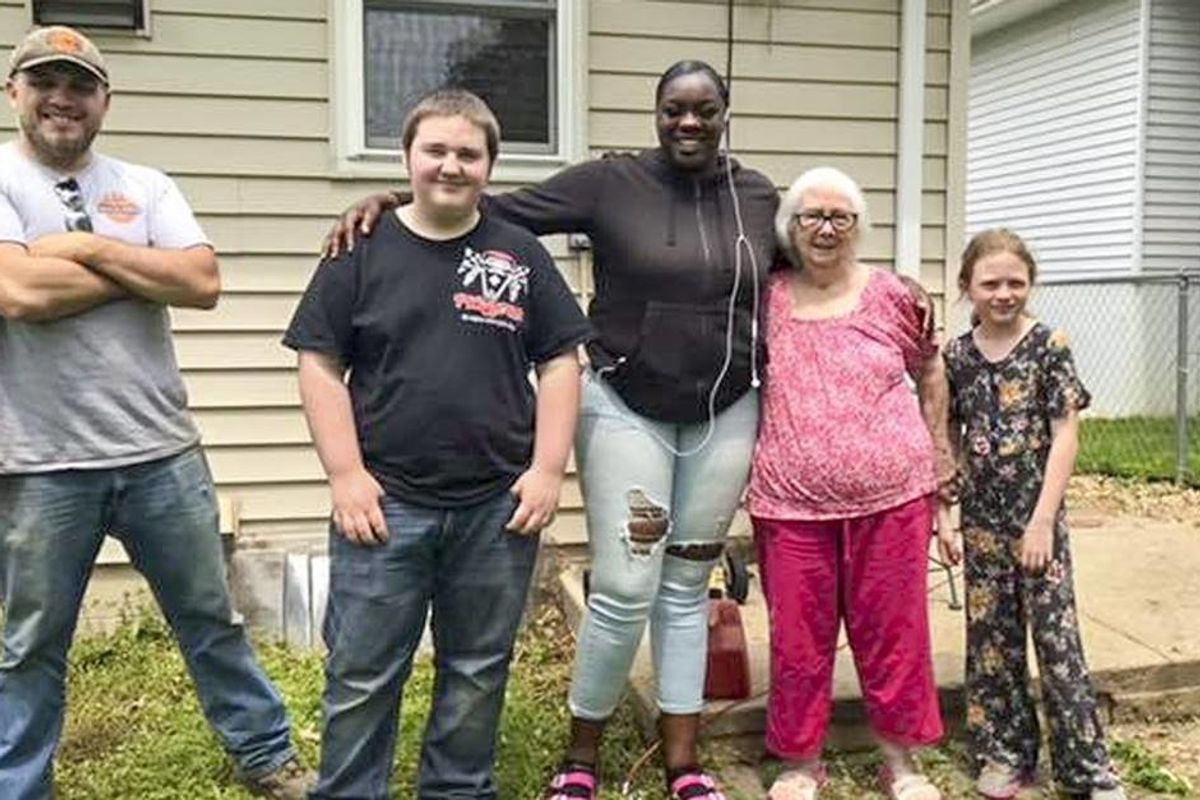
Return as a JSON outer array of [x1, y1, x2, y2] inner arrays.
[[8, 26, 108, 85]]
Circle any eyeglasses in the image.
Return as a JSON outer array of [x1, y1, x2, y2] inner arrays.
[[53, 178, 93, 232], [793, 209, 858, 233]]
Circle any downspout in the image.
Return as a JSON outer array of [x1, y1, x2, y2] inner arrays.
[[1131, 0, 1151, 273], [945, 0, 970, 330], [896, 0, 927, 279]]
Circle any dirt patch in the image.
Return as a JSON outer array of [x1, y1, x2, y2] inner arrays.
[[57, 718, 123, 765], [1069, 475, 1200, 526], [727, 720, 1200, 799]]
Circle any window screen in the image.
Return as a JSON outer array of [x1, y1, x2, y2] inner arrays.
[[364, 1, 556, 152]]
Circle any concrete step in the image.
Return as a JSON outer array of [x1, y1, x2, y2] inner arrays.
[[1110, 685, 1200, 723]]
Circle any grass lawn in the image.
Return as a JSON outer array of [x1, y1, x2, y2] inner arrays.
[[1078, 417, 1199, 484], [56, 605, 654, 799], [53, 603, 1197, 799]]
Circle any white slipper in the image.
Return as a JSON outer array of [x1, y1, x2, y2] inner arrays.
[[768, 766, 826, 800], [880, 768, 943, 800]]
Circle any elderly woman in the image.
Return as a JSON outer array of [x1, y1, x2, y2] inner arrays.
[[747, 167, 954, 800]]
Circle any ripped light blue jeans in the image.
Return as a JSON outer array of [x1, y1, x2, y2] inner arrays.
[[569, 371, 758, 719]]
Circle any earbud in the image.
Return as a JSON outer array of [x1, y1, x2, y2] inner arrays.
[[719, 107, 732, 154]]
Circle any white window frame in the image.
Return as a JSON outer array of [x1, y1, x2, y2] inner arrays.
[[330, 0, 588, 183]]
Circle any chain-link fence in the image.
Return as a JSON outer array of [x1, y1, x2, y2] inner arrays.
[[1028, 271, 1198, 485]]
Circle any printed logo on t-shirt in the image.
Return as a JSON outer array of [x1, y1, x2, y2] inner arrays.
[[97, 192, 142, 224], [453, 247, 529, 332]]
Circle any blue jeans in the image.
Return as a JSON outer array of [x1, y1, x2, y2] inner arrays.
[[310, 491, 539, 800], [0, 447, 295, 800], [569, 371, 758, 719]]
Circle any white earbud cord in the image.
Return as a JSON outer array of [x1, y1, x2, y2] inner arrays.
[[608, 122, 761, 459]]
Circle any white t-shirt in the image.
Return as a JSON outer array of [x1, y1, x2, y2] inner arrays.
[[0, 141, 208, 473]]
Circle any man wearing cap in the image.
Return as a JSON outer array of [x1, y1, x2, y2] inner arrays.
[[0, 26, 312, 800]]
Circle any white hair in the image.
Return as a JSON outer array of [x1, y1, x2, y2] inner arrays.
[[775, 166, 871, 265]]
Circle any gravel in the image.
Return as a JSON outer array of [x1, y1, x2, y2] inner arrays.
[[1069, 475, 1200, 526]]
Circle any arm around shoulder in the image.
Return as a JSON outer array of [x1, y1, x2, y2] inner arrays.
[[487, 157, 610, 234]]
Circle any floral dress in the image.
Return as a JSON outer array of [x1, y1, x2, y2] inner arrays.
[[944, 323, 1118, 792]]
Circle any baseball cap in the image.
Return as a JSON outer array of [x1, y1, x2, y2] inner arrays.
[[8, 26, 108, 85]]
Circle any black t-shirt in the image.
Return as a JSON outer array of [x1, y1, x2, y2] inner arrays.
[[283, 212, 591, 507]]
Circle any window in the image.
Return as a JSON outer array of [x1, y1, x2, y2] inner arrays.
[[333, 0, 586, 180], [28, 0, 149, 32]]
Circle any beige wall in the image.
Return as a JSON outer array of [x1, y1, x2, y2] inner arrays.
[[0, 0, 968, 550]]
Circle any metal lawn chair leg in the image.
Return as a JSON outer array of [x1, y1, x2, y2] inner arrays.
[[943, 558, 962, 610], [928, 552, 963, 611]]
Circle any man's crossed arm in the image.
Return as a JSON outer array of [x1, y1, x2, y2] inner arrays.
[[0, 232, 219, 322]]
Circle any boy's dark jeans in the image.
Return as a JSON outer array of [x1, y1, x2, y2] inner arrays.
[[310, 490, 539, 800]]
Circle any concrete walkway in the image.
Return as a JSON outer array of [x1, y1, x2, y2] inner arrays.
[[557, 513, 1200, 753]]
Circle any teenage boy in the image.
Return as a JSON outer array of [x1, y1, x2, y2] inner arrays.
[[284, 90, 590, 800]]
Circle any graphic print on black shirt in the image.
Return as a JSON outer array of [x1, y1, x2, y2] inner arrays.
[[282, 212, 591, 507], [454, 246, 530, 332]]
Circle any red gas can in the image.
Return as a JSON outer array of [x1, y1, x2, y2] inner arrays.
[[703, 597, 751, 700]]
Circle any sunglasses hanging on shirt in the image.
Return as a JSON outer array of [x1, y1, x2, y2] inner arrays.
[[53, 178, 93, 232]]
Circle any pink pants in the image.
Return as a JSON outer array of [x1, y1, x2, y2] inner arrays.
[[752, 495, 944, 760]]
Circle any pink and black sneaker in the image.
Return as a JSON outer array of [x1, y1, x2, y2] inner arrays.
[[667, 766, 728, 800], [546, 761, 598, 799]]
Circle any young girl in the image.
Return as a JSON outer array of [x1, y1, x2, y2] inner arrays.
[[942, 229, 1125, 800]]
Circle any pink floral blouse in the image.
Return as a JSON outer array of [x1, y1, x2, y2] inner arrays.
[[747, 268, 939, 520]]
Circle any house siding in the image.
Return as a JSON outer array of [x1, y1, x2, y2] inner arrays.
[[1, 0, 963, 549], [589, 0, 954, 290], [967, 0, 1142, 275], [1143, 0, 1200, 273]]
